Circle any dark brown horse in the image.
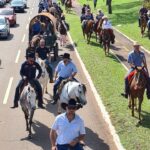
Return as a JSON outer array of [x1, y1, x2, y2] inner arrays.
[[82, 20, 95, 44], [65, 0, 72, 13], [140, 15, 147, 37], [128, 67, 147, 123], [93, 19, 103, 42], [101, 29, 111, 56]]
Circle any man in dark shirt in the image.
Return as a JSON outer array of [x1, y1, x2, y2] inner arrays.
[[36, 39, 53, 83], [11, 53, 45, 109]]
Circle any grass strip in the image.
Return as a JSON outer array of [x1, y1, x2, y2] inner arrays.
[[78, 0, 150, 51], [65, 8, 150, 150]]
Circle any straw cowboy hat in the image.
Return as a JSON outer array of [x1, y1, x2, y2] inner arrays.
[[133, 41, 140, 46], [102, 16, 108, 19]]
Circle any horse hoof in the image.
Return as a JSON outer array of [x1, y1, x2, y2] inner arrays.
[[128, 105, 131, 109], [45, 91, 48, 94], [138, 120, 142, 125]]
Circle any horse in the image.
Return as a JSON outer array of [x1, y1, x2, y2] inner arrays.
[[128, 67, 147, 123], [82, 20, 95, 44], [65, 0, 72, 13], [20, 83, 37, 139], [30, 34, 44, 48], [57, 80, 87, 114], [140, 15, 147, 37], [101, 29, 111, 56], [36, 57, 49, 95], [93, 19, 103, 42]]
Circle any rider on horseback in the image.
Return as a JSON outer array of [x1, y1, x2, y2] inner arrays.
[[11, 53, 45, 109], [36, 39, 53, 83], [94, 9, 104, 30], [121, 41, 150, 99], [138, 5, 148, 27], [101, 16, 115, 44], [51, 53, 77, 105], [81, 9, 94, 29]]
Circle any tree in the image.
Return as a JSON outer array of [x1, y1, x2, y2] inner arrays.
[[106, 0, 112, 14]]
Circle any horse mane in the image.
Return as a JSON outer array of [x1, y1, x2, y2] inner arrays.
[[81, 83, 86, 93]]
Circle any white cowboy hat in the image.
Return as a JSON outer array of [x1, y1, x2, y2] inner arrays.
[[102, 16, 108, 19], [133, 41, 140, 46]]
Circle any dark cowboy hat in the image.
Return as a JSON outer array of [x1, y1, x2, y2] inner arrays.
[[68, 99, 77, 106], [26, 53, 35, 59], [63, 53, 71, 59]]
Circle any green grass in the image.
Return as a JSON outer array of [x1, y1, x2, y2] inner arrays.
[[65, 10, 150, 150], [78, 0, 150, 51]]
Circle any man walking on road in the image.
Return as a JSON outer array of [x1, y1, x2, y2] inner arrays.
[[50, 98, 85, 150]]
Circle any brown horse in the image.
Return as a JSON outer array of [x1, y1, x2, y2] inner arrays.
[[101, 29, 111, 56], [31, 35, 43, 48], [140, 15, 147, 37], [128, 67, 147, 123], [93, 19, 103, 42], [82, 20, 95, 44], [65, 0, 72, 13]]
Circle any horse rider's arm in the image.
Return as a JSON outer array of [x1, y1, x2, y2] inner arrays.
[[50, 129, 57, 150], [20, 63, 26, 78], [69, 134, 85, 147], [129, 63, 136, 68], [36, 62, 42, 79], [71, 72, 77, 78]]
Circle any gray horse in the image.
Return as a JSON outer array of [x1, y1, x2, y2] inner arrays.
[[20, 83, 37, 139]]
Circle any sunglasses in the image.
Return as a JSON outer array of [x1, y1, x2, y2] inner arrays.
[[68, 105, 77, 110]]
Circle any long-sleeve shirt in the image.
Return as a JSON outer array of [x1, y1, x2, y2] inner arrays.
[[20, 61, 42, 80]]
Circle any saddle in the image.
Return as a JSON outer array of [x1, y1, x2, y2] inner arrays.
[[57, 78, 70, 95]]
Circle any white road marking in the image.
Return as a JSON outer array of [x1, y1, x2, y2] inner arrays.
[[22, 34, 26, 42], [32, 7, 33, 10], [15, 50, 21, 63], [3, 77, 13, 104], [67, 32, 125, 150], [26, 23, 29, 30]]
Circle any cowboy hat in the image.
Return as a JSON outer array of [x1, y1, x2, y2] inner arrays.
[[133, 41, 140, 46], [102, 16, 108, 19], [63, 53, 71, 59]]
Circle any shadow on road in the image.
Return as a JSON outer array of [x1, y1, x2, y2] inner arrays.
[[85, 127, 110, 150], [20, 121, 50, 150]]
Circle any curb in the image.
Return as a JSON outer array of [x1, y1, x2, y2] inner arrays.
[[67, 32, 125, 150], [113, 27, 150, 55]]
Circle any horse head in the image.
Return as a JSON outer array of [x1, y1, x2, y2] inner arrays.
[[134, 67, 147, 90], [36, 58, 47, 78], [75, 83, 87, 106], [27, 84, 37, 110], [102, 29, 111, 42]]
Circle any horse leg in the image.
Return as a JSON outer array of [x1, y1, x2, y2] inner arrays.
[[138, 98, 143, 123], [28, 109, 35, 139], [95, 32, 97, 42], [22, 108, 29, 131], [131, 98, 134, 117]]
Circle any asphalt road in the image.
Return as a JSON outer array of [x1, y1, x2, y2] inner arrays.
[[0, 0, 118, 150]]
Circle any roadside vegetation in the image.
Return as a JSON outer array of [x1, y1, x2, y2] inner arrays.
[[79, 0, 150, 51], [64, 5, 150, 150]]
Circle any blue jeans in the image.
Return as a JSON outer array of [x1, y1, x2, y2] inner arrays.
[[57, 143, 84, 150], [53, 77, 66, 97], [45, 59, 53, 80]]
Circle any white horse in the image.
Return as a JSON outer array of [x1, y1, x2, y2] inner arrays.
[[57, 81, 87, 113], [20, 83, 37, 139], [36, 57, 49, 94]]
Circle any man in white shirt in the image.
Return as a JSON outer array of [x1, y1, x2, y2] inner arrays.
[[50, 99, 85, 150]]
